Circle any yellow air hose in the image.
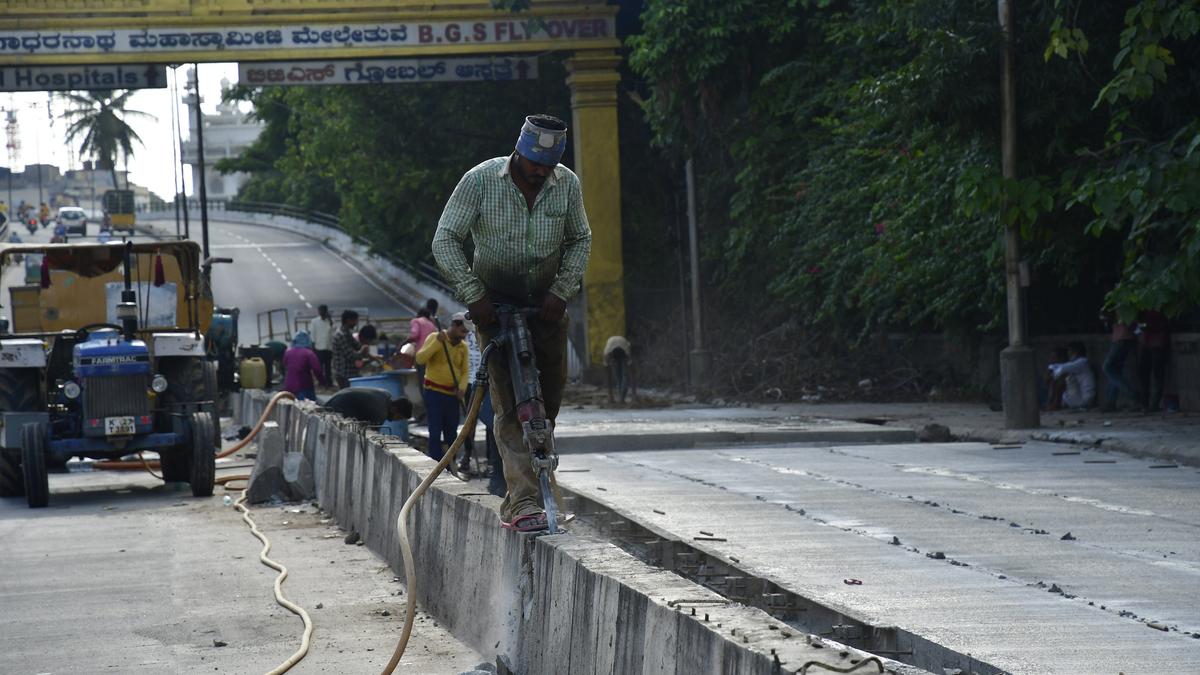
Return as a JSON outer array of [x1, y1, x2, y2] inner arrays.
[[381, 384, 485, 675], [234, 486, 314, 674]]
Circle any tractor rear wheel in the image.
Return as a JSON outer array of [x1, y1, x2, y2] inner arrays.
[[189, 412, 215, 497], [0, 368, 39, 497], [21, 422, 48, 508]]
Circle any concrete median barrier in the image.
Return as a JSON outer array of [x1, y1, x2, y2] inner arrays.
[[234, 389, 927, 675]]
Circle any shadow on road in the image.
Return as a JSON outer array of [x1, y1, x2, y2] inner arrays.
[[0, 476, 213, 519]]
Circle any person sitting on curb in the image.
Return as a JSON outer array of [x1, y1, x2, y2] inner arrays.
[[415, 311, 470, 463], [1047, 341, 1096, 411]]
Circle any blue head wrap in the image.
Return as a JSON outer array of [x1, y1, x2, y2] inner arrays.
[[515, 116, 567, 166], [292, 330, 313, 348]]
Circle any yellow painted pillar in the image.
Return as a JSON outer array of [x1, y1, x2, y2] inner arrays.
[[566, 50, 625, 367]]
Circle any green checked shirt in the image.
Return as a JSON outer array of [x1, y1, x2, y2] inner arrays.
[[432, 154, 592, 305]]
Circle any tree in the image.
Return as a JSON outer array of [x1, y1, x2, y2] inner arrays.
[[1046, 0, 1200, 321], [61, 90, 155, 190]]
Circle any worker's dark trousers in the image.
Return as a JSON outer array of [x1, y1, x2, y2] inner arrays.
[[479, 313, 568, 523], [424, 388, 460, 461], [316, 349, 332, 384]]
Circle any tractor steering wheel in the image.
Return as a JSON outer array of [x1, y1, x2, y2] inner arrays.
[[74, 323, 127, 341]]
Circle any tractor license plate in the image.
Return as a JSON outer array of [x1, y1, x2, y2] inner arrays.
[[105, 416, 136, 436]]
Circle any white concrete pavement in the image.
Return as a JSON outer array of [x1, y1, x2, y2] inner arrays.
[[0, 458, 482, 674], [555, 440, 1200, 674]]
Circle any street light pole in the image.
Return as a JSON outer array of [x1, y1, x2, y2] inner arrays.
[[192, 64, 210, 259], [998, 0, 1040, 429]]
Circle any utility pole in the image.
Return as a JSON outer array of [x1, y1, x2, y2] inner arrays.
[[33, 120, 43, 206], [179, 74, 191, 242], [685, 159, 710, 394], [4, 110, 15, 209], [169, 65, 182, 239], [191, 64, 210, 259], [998, 0, 1040, 429]]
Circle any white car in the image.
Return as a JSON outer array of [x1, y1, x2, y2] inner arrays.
[[56, 206, 87, 236]]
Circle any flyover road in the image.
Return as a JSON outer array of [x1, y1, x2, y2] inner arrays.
[[198, 220, 415, 346], [556, 439, 1200, 674]]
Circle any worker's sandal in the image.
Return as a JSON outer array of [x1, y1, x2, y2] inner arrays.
[[500, 512, 548, 532]]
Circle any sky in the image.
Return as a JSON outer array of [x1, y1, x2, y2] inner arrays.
[[2, 62, 241, 201]]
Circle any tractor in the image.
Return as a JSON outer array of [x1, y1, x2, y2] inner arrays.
[[0, 240, 221, 508]]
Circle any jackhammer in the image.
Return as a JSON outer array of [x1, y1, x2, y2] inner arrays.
[[383, 303, 564, 674]]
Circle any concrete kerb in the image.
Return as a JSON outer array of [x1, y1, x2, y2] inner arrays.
[[233, 390, 928, 675]]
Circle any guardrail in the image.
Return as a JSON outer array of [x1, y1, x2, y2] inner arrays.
[[147, 198, 452, 296]]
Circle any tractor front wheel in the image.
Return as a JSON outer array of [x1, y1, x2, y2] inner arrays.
[[189, 412, 215, 497]]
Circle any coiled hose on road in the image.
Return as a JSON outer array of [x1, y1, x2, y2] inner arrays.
[[97, 391, 313, 674], [95, 382, 484, 674]]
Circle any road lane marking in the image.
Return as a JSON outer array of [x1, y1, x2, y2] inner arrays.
[[210, 243, 314, 249]]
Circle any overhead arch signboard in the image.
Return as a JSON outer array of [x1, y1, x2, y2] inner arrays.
[[239, 56, 537, 86], [0, 10, 618, 66]]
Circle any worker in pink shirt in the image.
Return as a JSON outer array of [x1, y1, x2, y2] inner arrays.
[[283, 331, 327, 401], [407, 299, 439, 382]]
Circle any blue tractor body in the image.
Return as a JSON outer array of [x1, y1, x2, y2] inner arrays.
[[0, 240, 218, 508], [46, 329, 181, 458]]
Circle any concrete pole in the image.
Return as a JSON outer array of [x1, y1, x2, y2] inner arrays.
[[192, 64, 211, 260], [685, 159, 711, 393], [998, 0, 1040, 428], [180, 72, 192, 242], [33, 125, 42, 207], [169, 66, 182, 239]]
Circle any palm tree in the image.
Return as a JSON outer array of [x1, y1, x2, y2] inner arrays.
[[61, 90, 155, 190]]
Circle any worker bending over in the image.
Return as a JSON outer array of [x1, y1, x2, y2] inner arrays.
[[432, 114, 592, 532]]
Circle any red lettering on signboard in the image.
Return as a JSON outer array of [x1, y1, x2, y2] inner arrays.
[[491, 17, 608, 43], [445, 24, 461, 42], [473, 23, 487, 42], [418, 24, 433, 44]]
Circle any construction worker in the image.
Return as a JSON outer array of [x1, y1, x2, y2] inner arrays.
[[415, 311, 470, 462], [432, 114, 592, 532]]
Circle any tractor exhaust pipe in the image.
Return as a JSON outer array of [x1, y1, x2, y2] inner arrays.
[[118, 242, 139, 341]]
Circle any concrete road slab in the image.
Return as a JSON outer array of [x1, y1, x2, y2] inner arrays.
[[0, 461, 480, 674], [555, 441, 1200, 674]]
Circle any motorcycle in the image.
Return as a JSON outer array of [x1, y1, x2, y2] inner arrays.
[[25, 219, 37, 235]]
